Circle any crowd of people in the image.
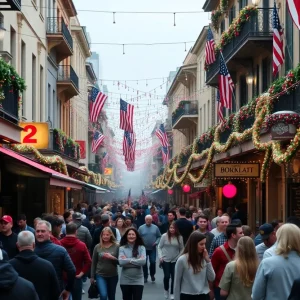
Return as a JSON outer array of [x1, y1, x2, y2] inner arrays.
[[0, 201, 300, 300]]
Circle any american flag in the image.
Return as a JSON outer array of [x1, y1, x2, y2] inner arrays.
[[155, 124, 169, 147], [219, 54, 234, 110], [91, 130, 105, 153], [216, 89, 225, 123], [101, 152, 109, 171], [123, 131, 136, 170], [272, 2, 284, 76], [120, 99, 134, 132], [90, 87, 108, 123], [161, 146, 169, 164], [287, 0, 300, 30], [205, 27, 216, 65], [139, 190, 147, 205]]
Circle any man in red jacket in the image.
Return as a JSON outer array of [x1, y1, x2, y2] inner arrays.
[[61, 222, 92, 300], [211, 224, 244, 300]]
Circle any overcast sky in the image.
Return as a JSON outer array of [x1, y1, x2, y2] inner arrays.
[[73, 0, 209, 175]]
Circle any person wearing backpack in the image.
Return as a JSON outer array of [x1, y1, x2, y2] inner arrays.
[[211, 224, 244, 300]]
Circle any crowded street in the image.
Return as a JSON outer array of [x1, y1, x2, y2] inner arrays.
[[2, 0, 300, 299]]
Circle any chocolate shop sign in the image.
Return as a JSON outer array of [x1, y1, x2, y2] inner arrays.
[[214, 163, 260, 178]]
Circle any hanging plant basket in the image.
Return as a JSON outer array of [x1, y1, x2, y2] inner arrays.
[[266, 111, 300, 140]]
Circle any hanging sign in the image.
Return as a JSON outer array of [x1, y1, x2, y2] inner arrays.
[[214, 163, 260, 178], [20, 122, 49, 149], [104, 168, 113, 176], [75, 141, 86, 159]]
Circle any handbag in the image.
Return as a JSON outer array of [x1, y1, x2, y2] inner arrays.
[[88, 283, 99, 299]]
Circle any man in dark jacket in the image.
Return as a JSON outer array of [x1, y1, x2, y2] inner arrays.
[[61, 222, 92, 300], [10, 231, 60, 300], [92, 214, 117, 250], [35, 220, 76, 300], [175, 207, 193, 245], [0, 249, 39, 300], [0, 215, 18, 258]]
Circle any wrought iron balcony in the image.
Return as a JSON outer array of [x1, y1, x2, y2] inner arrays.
[[46, 17, 73, 63], [273, 85, 300, 114], [206, 8, 273, 85], [57, 65, 79, 98], [0, 86, 19, 125], [0, 0, 21, 11], [172, 100, 198, 129]]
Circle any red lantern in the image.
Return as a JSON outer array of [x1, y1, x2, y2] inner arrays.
[[182, 184, 191, 193], [168, 189, 173, 195], [222, 183, 237, 198]]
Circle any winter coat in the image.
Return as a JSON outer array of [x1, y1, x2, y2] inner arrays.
[[35, 240, 76, 292], [10, 249, 60, 300], [0, 259, 39, 300], [60, 235, 92, 275]]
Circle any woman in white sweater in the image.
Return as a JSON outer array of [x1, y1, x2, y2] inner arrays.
[[174, 231, 215, 300], [158, 222, 184, 299]]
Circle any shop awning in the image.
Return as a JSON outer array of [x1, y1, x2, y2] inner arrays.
[[0, 146, 84, 190], [84, 183, 107, 194]]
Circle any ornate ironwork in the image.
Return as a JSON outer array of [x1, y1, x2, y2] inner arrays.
[[172, 100, 198, 126], [47, 17, 73, 50], [206, 8, 273, 83], [0, 86, 19, 125], [58, 65, 79, 90]]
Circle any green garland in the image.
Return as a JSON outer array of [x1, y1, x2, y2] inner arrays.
[[154, 63, 300, 189], [211, 9, 223, 31]]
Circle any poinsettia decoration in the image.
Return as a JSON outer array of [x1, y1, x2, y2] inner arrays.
[[265, 113, 300, 131]]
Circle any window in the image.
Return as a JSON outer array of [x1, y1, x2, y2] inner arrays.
[[239, 0, 248, 10], [32, 54, 37, 121], [40, 65, 44, 121], [47, 84, 51, 123], [285, 6, 293, 73], [239, 75, 248, 107], [21, 41, 26, 117], [262, 58, 271, 92], [229, 6, 236, 24], [255, 64, 260, 95], [10, 26, 16, 68], [220, 20, 225, 35]]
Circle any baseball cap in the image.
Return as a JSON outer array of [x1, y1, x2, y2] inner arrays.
[[101, 214, 110, 222], [1, 215, 13, 223], [72, 212, 82, 220], [259, 223, 274, 240]]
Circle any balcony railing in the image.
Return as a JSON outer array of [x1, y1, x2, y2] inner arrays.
[[172, 101, 198, 126], [0, 86, 19, 125], [47, 17, 73, 50], [206, 8, 273, 83], [58, 65, 79, 90], [273, 85, 300, 114]]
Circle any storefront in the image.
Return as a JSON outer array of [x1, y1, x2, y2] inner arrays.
[[0, 146, 84, 223]]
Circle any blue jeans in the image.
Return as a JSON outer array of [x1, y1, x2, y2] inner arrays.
[[95, 274, 118, 300], [143, 247, 156, 279]]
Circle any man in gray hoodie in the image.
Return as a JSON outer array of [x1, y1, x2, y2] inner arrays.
[[72, 212, 92, 251], [138, 215, 161, 283]]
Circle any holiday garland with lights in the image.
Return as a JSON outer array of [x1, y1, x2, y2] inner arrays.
[[154, 63, 300, 189]]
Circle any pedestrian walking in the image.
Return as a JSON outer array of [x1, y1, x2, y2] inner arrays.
[[90, 227, 119, 300], [196, 214, 215, 252], [60, 222, 92, 300], [219, 236, 259, 300], [116, 217, 127, 237], [119, 228, 146, 300], [9, 231, 61, 300], [138, 215, 161, 283], [252, 224, 300, 300], [158, 221, 184, 299], [211, 224, 244, 300], [175, 208, 193, 245], [34, 220, 76, 300], [0, 215, 18, 259], [255, 223, 276, 261], [174, 231, 215, 300], [0, 249, 39, 300], [43, 214, 64, 245], [211, 209, 223, 229], [14, 214, 35, 234], [72, 212, 92, 250]]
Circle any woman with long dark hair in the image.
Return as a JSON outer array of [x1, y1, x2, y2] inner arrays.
[[90, 227, 119, 300], [174, 231, 215, 300], [219, 236, 259, 300], [119, 228, 146, 300], [158, 222, 184, 299], [115, 217, 127, 237]]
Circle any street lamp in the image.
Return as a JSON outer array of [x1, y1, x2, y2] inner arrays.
[[252, 0, 260, 6], [246, 74, 254, 85], [0, 24, 6, 42]]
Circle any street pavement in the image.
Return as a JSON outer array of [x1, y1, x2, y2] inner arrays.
[[82, 261, 166, 300]]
